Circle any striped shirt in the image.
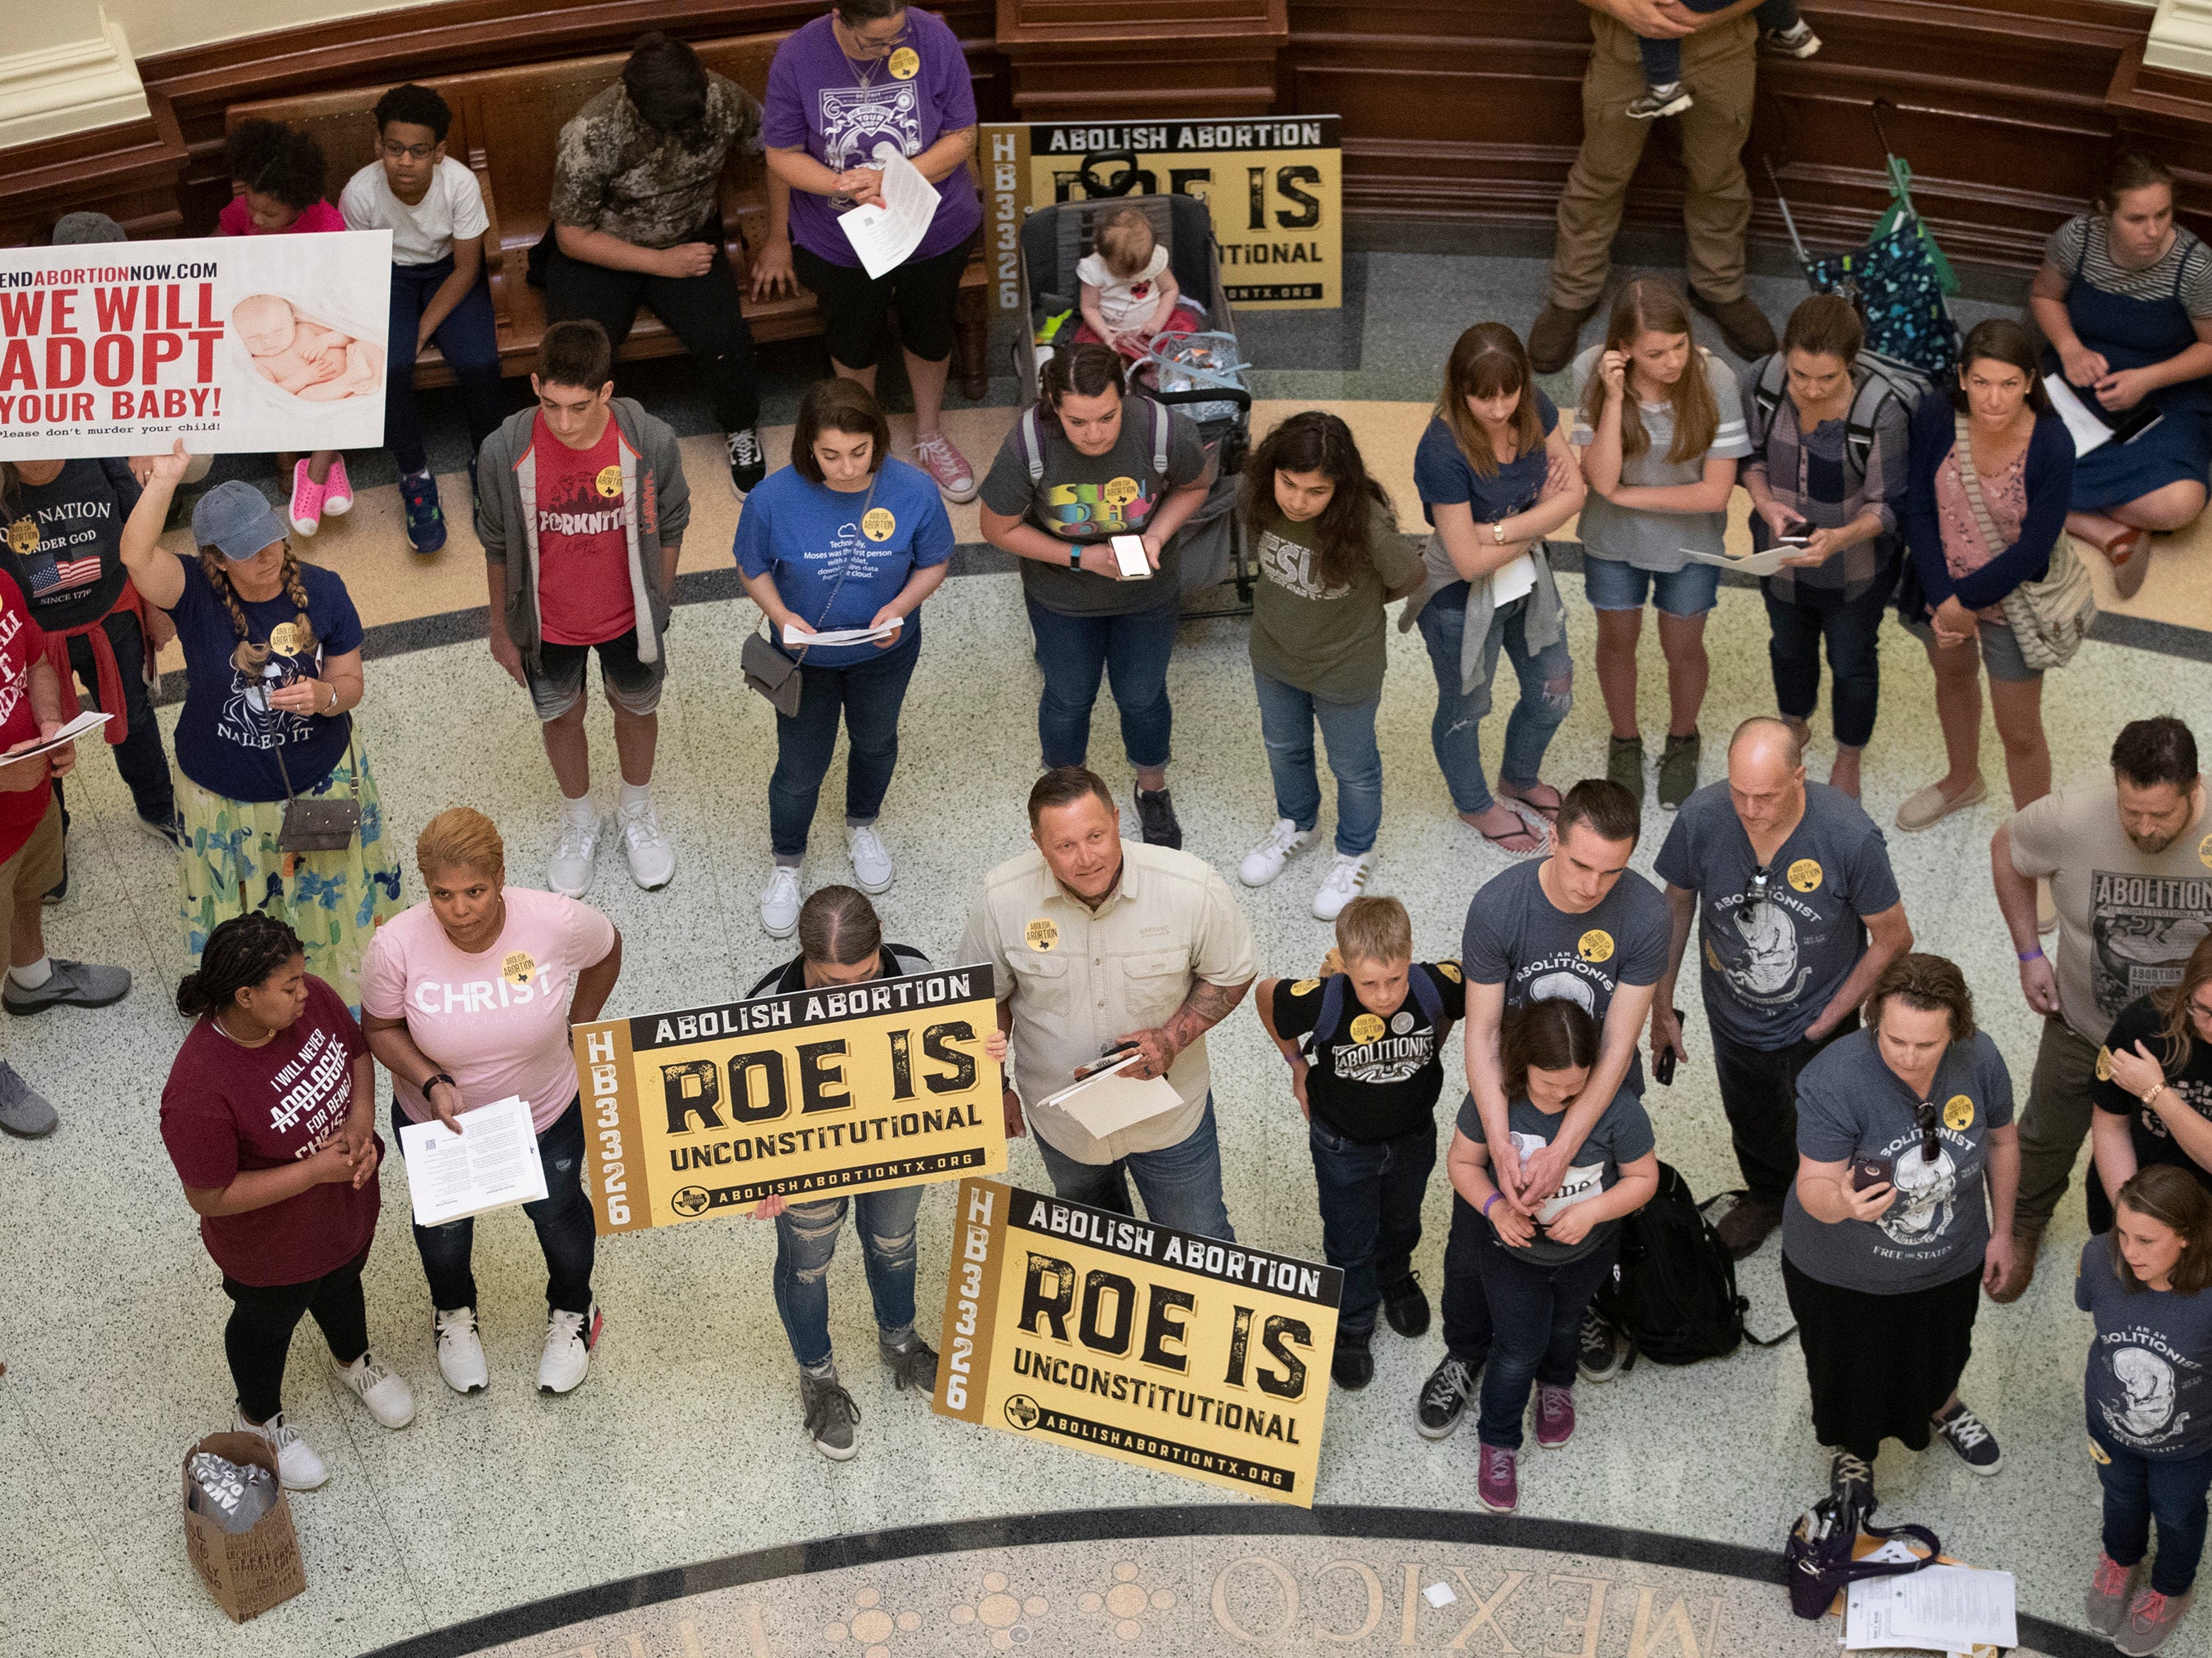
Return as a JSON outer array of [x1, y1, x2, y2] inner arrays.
[[2045, 214, 2212, 315], [1569, 346, 1752, 572], [1741, 363, 1910, 602]]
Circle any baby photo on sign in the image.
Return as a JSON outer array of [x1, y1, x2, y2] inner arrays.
[[232, 295, 383, 404], [211, 229, 392, 453]]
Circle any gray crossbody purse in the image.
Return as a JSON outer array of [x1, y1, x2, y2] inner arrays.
[[271, 726, 360, 853]]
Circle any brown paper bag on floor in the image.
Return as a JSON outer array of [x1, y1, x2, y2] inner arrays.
[[181, 1431, 306, 1621]]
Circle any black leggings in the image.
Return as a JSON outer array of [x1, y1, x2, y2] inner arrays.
[[221, 1246, 371, 1423], [545, 240, 762, 433], [792, 235, 973, 370]]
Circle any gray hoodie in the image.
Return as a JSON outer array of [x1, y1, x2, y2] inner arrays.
[[473, 397, 691, 666]]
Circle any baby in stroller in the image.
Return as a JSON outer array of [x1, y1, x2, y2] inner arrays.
[[1075, 208, 1204, 361]]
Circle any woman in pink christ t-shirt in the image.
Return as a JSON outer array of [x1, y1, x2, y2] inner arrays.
[[360, 807, 621, 1399]]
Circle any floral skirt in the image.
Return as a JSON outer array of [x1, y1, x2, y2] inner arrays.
[[176, 748, 404, 1010]]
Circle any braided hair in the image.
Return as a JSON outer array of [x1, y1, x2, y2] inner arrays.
[[197, 541, 317, 673], [177, 914, 306, 1018]]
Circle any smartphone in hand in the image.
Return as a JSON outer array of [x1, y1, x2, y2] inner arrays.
[[1654, 1007, 1685, 1085], [1109, 535, 1151, 579], [1851, 1155, 1894, 1192]]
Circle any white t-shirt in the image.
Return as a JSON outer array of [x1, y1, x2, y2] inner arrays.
[[340, 154, 489, 266], [1077, 245, 1171, 331]]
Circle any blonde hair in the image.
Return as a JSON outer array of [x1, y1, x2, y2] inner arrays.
[[1580, 277, 1718, 465], [197, 543, 317, 674], [416, 807, 505, 885], [1096, 208, 1156, 279], [1330, 896, 1413, 972]]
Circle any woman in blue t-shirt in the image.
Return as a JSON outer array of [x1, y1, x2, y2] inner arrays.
[[2080, 1165, 2212, 1652], [1401, 323, 1585, 855], [119, 445, 402, 1011], [735, 379, 954, 939]]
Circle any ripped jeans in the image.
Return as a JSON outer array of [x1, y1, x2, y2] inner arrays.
[[771, 1185, 924, 1370], [1415, 586, 1575, 817], [396, 1094, 597, 1316]]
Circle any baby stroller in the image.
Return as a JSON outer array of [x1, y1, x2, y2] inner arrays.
[[1012, 173, 1255, 606]]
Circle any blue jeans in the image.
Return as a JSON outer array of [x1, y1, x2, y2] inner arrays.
[[395, 1094, 596, 1316], [1763, 579, 1887, 750], [1472, 1227, 1617, 1449], [1309, 1118, 1436, 1337], [1252, 669, 1382, 856], [771, 1185, 924, 1370], [769, 628, 920, 860], [1642, 0, 1798, 80], [386, 256, 504, 476], [1032, 1093, 1234, 1240], [1027, 590, 1177, 771], [1415, 588, 1575, 816], [2095, 1420, 2212, 1596]]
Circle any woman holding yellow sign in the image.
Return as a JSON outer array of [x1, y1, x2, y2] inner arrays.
[[735, 381, 953, 939]]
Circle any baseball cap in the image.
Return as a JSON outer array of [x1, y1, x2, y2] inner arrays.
[[190, 481, 288, 563], [51, 212, 127, 245]]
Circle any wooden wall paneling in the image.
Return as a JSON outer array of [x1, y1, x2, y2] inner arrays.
[[997, 0, 1285, 117], [0, 92, 189, 247]]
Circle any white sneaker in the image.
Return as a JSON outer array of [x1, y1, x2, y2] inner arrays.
[[334, 1351, 416, 1428], [547, 808, 600, 898], [1312, 851, 1373, 921], [847, 825, 893, 893], [760, 865, 802, 938], [616, 795, 676, 890], [538, 1303, 601, 1394], [236, 1410, 328, 1490], [1240, 818, 1316, 887], [433, 1305, 488, 1395]]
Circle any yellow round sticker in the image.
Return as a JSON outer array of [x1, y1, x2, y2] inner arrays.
[[862, 507, 896, 542], [2089, 1436, 2112, 1466], [594, 464, 622, 498], [1024, 918, 1059, 953], [268, 621, 303, 657], [4, 518, 37, 558], [1943, 1093, 1974, 1132], [503, 950, 535, 987], [1578, 929, 1615, 964], [1102, 476, 1141, 507], [1788, 858, 1823, 892], [1704, 938, 1722, 970], [1435, 960, 1462, 983], [2200, 831, 2212, 870], [2097, 1046, 2114, 1082], [887, 45, 919, 78], [1348, 1013, 1386, 1045], [1289, 978, 1320, 997]]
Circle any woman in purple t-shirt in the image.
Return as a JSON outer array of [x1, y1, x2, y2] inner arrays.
[[762, 0, 984, 505]]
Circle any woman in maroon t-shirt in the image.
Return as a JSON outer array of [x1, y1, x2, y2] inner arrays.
[[159, 914, 417, 1490]]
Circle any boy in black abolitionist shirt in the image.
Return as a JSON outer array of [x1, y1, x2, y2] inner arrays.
[[1257, 894, 1465, 1389]]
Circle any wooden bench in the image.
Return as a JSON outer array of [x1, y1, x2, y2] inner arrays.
[[224, 34, 990, 400]]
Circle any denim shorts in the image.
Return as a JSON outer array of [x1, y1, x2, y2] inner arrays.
[[1901, 614, 2040, 683], [524, 628, 667, 722], [1581, 555, 1722, 618]]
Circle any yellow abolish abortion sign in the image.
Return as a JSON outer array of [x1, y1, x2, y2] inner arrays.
[[934, 1179, 1342, 1506], [571, 968, 1005, 1236]]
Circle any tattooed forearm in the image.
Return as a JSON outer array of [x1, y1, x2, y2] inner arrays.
[[1162, 976, 1253, 1057]]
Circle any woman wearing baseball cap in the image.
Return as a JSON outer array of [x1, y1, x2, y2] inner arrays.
[[118, 443, 402, 1008]]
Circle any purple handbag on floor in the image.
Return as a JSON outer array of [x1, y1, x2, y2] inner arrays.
[[1784, 1489, 1942, 1620]]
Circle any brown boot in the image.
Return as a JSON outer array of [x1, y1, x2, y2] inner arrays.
[[1988, 1225, 2042, 1304], [1714, 1195, 1783, 1260], [1689, 290, 1779, 360], [1530, 301, 1599, 374]]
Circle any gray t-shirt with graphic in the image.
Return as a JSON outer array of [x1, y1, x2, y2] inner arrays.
[[1655, 781, 1902, 1050], [1568, 345, 1752, 571], [1781, 1029, 2014, 1294], [2078, 1236, 2212, 1459], [1456, 1086, 1655, 1264]]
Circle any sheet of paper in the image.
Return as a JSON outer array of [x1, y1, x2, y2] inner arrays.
[[398, 1094, 548, 1228], [1487, 552, 1538, 606], [784, 619, 900, 648], [1682, 544, 1798, 578], [838, 144, 941, 280], [2044, 374, 2112, 455], [1844, 1566, 2017, 1652], [1040, 1057, 1183, 1139], [0, 709, 109, 766], [1860, 1539, 1923, 1566]]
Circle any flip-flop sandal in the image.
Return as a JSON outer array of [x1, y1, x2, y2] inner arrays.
[[1477, 818, 1545, 855], [1500, 787, 1562, 823]]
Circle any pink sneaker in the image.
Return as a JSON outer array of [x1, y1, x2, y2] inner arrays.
[[914, 432, 978, 503], [288, 459, 325, 537], [1535, 1383, 1576, 1447], [320, 456, 354, 516], [1476, 1443, 1518, 1513]]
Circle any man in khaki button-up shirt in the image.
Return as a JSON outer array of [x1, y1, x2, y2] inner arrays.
[[959, 768, 1256, 1239]]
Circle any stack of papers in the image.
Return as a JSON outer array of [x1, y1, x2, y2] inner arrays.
[[2045, 373, 2163, 455], [0, 709, 109, 766], [838, 145, 941, 279], [1845, 1563, 2016, 1656], [1039, 1056, 1182, 1139], [1683, 544, 1798, 577], [397, 1095, 548, 1227], [784, 619, 901, 649]]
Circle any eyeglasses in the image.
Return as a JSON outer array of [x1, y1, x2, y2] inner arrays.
[[1911, 1098, 1942, 1165], [1742, 864, 1772, 919], [841, 20, 909, 56], [381, 140, 438, 162]]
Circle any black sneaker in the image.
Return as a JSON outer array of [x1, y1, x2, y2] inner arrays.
[[727, 428, 767, 498], [1382, 1274, 1430, 1338], [1830, 1448, 1875, 1521], [879, 1330, 938, 1392], [1331, 1330, 1374, 1390], [1577, 1311, 1626, 1383], [1414, 1353, 1478, 1441], [1133, 786, 1182, 849], [799, 1365, 860, 1461], [1932, 1401, 2002, 1474]]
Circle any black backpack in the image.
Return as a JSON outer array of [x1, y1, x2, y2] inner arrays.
[[1592, 1163, 1794, 1367]]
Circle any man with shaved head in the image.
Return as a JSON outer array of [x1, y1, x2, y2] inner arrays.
[[1653, 716, 1913, 1256]]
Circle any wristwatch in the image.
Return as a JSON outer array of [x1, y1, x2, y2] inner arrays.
[[424, 1070, 458, 1097], [1490, 521, 1506, 545]]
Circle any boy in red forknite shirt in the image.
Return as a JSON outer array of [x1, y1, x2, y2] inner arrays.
[[473, 320, 691, 896]]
